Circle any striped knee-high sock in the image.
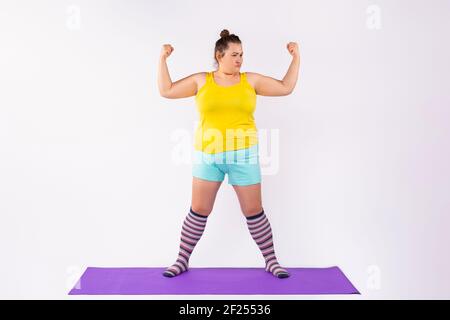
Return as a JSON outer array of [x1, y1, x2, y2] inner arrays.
[[246, 209, 290, 278], [163, 207, 208, 277]]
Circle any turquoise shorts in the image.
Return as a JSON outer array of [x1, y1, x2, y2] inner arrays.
[[192, 144, 261, 186]]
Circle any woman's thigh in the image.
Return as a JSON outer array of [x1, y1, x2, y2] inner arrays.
[[191, 176, 223, 216], [232, 183, 263, 217]]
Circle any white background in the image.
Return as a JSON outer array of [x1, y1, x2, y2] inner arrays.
[[1, 0, 449, 299]]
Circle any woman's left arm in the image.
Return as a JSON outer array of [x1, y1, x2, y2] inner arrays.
[[249, 42, 300, 96]]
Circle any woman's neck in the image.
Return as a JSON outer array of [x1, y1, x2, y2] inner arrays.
[[215, 68, 239, 78]]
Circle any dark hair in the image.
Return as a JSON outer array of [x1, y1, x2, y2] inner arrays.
[[213, 29, 241, 68]]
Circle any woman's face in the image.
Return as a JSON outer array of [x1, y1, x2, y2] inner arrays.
[[217, 42, 243, 72]]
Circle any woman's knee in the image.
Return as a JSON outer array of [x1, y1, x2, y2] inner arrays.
[[241, 205, 264, 216], [190, 205, 213, 217]]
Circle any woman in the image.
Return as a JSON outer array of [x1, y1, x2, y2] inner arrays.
[[158, 29, 300, 279]]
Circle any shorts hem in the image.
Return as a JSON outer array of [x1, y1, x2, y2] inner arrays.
[[228, 179, 261, 186], [192, 174, 224, 183]]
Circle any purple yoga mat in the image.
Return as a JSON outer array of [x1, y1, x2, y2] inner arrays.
[[68, 266, 359, 295]]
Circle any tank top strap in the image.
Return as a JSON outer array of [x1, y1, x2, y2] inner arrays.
[[206, 71, 213, 84], [241, 72, 246, 84]]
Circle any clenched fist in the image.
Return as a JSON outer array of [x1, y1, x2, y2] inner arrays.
[[286, 42, 299, 58], [160, 44, 174, 60]]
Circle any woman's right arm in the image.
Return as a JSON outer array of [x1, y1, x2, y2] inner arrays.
[[158, 44, 199, 99]]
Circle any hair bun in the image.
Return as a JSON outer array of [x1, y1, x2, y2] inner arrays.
[[220, 29, 230, 38]]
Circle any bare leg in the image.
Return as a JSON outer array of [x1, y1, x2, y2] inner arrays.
[[191, 177, 223, 216], [232, 183, 263, 217]]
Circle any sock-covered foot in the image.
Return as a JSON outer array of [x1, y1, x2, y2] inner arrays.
[[163, 258, 188, 278], [245, 209, 290, 279], [163, 207, 208, 278], [265, 257, 290, 278]]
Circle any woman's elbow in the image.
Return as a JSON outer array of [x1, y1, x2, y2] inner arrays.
[[285, 84, 296, 95], [279, 87, 293, 96], [159, 89, 173, 99]]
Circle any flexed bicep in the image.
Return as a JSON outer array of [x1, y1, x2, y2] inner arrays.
[[161, 73, 201, 99], [248, 72, 292, 96]]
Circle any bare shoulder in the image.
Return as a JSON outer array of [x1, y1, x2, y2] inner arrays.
[[244, 72, 261, 88], [193, 72, 208, 92]]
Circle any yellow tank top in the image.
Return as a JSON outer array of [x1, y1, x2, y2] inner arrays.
[[194, 71, 258, 154]]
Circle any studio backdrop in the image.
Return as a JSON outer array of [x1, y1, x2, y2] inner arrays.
[[1, 0, 449, 299]]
